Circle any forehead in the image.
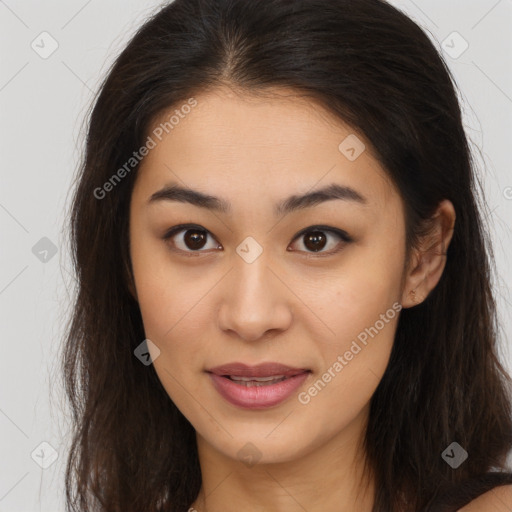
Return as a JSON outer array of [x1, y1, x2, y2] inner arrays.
[[133, 86, 397, 213]]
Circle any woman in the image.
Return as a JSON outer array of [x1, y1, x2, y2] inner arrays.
[[62, 0, 512, 510]]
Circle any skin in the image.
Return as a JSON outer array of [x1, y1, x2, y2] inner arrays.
[[129, 85, 458, 512]]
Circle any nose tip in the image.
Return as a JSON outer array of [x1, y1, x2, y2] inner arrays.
[[218, 296, 291, 342]]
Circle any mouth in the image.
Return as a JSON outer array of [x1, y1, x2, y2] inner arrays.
[[206, 362, 311, 409], [222, 375, 290, 386]]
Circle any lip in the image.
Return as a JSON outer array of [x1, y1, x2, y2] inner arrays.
[[206, 362, 311, 409]]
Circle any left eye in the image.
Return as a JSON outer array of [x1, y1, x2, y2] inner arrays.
[[162, 224, 352, 256], [288, 226, 352, 255]]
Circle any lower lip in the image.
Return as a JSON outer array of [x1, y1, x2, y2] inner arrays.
[[207, 372, 310, 409]]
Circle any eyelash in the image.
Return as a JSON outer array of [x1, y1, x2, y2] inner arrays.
[[161, 223, 353, 258]]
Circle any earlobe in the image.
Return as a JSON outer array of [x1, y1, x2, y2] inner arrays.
[[401, 199, 456, 309]]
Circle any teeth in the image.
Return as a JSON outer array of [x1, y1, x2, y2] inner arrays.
[[228, 375, 287, 386], [229, 375, 285, 382]]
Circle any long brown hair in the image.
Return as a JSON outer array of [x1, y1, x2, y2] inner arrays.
[[61, 0, 512, 510]]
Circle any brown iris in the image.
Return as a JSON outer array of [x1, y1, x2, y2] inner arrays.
[[183, 229, 208, 250], [303, 231, 327, 252]]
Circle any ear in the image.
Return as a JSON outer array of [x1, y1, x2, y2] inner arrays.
[[400, 199, 456, 308]]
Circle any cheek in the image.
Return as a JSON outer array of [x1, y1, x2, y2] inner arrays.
[[304, 240, 403, 395], [132, 263, 211, 414], [312, 246, 403, 340], [130, 223, 192, 337], [130, 243, 217, 374], [299, 288, 399, 428], [135, 272, 206, 351]]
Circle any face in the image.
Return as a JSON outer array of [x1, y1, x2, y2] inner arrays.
[[129, 85, 408, 465]]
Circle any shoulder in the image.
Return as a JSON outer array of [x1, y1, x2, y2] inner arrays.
[[457, 484, 512, 511]]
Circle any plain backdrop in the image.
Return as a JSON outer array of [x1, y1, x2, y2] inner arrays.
[[1, 0, 511, 510]]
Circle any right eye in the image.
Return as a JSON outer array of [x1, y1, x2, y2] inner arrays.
[[162, 224, 222, 256]]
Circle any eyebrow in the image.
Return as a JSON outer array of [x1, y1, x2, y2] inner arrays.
[[148, 182, 367, 216]]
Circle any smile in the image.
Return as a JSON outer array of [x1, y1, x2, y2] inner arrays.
[[206, 362, 311, 409]]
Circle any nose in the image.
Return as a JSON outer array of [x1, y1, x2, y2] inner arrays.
[[217, 254, 293, 343]]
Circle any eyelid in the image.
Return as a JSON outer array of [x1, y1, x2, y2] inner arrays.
[[162, 223, 215, 240], [162, 223, 353, 256], [291, 225, 353, 244]]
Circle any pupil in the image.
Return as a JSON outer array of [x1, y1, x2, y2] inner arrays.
[[304, 231, 326, 252]]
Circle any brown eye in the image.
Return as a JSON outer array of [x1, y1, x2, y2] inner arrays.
[[288, 226, 353, 255], [163, 225, 221, 254]]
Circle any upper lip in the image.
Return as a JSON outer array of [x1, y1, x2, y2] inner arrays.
[[207, 362, 310, 378]]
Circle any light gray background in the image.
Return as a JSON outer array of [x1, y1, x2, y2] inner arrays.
[[1, 1, 511, 510]]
